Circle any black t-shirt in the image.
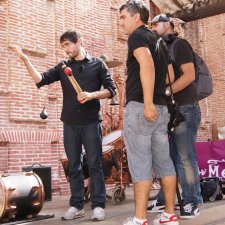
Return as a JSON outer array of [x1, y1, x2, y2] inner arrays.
[[168, 38, 197, 105], [126, 25, 170, 106]]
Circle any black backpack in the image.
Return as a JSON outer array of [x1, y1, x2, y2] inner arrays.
[[169, 38, 213, 101], [200, 177, 223, 202]]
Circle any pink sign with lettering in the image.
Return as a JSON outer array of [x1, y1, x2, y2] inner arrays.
[[196, 141, 225, 181]]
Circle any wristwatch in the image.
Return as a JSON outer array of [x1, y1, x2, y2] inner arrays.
[[165, 87, 171, 96]]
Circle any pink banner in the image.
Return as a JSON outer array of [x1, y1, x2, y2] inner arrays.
[[196, 140, 225, 181]]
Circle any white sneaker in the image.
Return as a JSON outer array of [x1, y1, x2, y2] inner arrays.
[[92, 207, 105, 221], [153, 213, 179, 225], [123, 217, 148, 225], [61, 207, 85, 220]]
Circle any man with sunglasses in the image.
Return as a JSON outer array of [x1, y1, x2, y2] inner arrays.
[[12, 29, 116, 222], [149, 14, 203, 219]]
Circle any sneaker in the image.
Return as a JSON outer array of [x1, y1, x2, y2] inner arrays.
[[180, 203, 200, 219], [153, 213, 179, 225], [92, 207, 105, 221], [147, 200, 165, 213], [123, 217, 148, 225], [61, 206, 85, 220]]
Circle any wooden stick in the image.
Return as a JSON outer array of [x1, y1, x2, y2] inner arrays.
[[67, 75, 82, 94], [61, 63, 83, 94]]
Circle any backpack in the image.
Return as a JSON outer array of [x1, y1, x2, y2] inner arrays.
[[169, 38, 213, 101], [200, 177, 223, 202]]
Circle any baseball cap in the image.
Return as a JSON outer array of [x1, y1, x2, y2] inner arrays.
[[150, 14, 174, 28]]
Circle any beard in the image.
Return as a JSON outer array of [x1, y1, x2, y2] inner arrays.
[[67, 51, 79, 59], [163, 33, 178, 43]]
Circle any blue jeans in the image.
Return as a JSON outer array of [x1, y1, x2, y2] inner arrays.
[[158, 103, 203, 205], [63, 121, 106, 210]]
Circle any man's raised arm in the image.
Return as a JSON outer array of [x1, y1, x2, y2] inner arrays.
[[12, 45, 42, 84]]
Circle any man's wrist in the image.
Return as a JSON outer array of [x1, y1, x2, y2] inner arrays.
[[144, 102, 154, 106], [91, 91, 98, 99], [22, 56, 29, 63], [144, 102, 154, 108]]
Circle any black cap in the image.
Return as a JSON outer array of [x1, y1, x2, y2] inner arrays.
[[151, 14, 174, 28]]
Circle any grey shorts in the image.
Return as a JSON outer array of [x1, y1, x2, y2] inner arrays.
[[123, 101, 176, 183]]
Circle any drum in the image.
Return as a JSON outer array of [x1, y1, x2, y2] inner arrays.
[[0, 172, 44, 222], [102, 145, 119, 178], [103, 145, 114, 155], [60, 145, 119, 180], [102, 130, 123, 149]]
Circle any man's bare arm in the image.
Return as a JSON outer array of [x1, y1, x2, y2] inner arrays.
[[170, 62, 195, 94], [77, 89, 111, 104], [133, 47, 158, 122], [12, 45, 42, 83]]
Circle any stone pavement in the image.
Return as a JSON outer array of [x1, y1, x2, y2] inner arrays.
[[15, 187, 225, 225]]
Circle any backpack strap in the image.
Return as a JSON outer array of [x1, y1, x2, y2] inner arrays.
[[168, 37, 183, 77], [167, 65, 176, 105], [155, 37, 163, 52], [169, 37, 196, 77], [209, 182, 220, 202], [168, 37, 180, 62]]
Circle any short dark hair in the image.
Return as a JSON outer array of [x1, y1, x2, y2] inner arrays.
[[120, 0, 149, 24], [60, 29, 82, 44]]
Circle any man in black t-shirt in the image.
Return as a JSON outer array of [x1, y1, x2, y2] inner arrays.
[[12, 30, 116, 222], [119, 1, 178, 225], [150, 14, 203, 219]]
